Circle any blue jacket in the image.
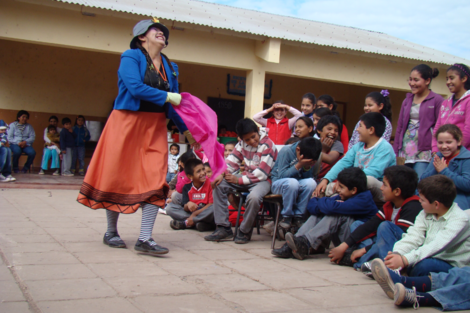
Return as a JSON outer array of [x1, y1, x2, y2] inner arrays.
[[307, 191, 378, 222], [73, 125, 91, 147], [60, 128, 77, 150], [114, 49, 187, 133], [7, 122, 36, 146], [271, 142, 315, 182], [324, 138, 396, 183], [421, 146, 470, 210]]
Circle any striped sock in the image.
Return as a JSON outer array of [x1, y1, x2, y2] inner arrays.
[[105, 210, 120, 236], [138, 203, 159, 243]]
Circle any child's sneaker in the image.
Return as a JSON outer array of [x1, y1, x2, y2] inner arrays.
[[62, 173, 74, 177], [394, 284, 422, 309], [78, 169, 85, 176], [271, 243, 293, 258], [360, 262, 373, 277], [371, 258, 397, 299], [204, 226, 233, 241], [170, 220, 186, 230], [5, 175, 16, 182], [38, 169, 45, 175], [71, 169, 76, 174], [52, 170, 60, 176], [0, 174, 7, 182], [158, 207, 167, 215], [286, 232, 310, 260], [195, 222, 216, 232], [234, 227, 253, 244]]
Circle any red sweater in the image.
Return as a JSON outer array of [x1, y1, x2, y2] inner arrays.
[[266, 117, 291, 145]]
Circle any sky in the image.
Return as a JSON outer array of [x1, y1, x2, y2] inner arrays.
[[199, 0, 470, 61]]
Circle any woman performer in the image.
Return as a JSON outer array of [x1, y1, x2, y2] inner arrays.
[[77, 18, 196, 255]]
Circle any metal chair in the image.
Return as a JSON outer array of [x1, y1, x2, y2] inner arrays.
[[233, 192, 282, 249]]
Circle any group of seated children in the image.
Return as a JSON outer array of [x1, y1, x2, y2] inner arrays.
[[40, 116, 90, 176], [163, 99, 470, 310]]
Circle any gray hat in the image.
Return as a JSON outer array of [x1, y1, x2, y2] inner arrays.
[[130, 18, 170, 49]]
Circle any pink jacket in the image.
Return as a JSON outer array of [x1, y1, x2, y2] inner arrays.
[[432, 91, 470, 152], [173, 93, 227, 181]]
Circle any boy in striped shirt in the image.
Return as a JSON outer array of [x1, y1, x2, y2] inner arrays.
[[205, 118, 278, 244]]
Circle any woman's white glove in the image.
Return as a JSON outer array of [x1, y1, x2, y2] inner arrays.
[[166, 92, 182, 105]]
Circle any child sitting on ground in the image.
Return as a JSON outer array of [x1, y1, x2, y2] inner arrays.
[[421, 124, 470, 210], [270, 137, 322, 239], [60, 118, 76, 177], [171, 150, 196, 205], [314, 112, 396, 207], [328, 166, 422, 271], [167, 143, 180, 183], [167, 158, 216, 232], [203, 162, 213, 179], [39, 125, 61, 176], [315, 115, 344, 181], [272, 167, 378, 259], [205, 118, 278, 244], [370, 175, 470, 300]]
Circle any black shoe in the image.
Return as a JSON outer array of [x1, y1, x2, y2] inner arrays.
[[286, 232, 310, 260], [271, 243, 293, 258], [170, 220, 186, 230], [103, 232, 126, 248], [337, 248, 355, 267], [196, 222, 216, 232], [234, 228, 253, 244], [279, 217, 293, 230], [204, 226, 234, 241], [21, 167, 29, 174], [293, 216, 306, 229], [134, 238, 169, 255]]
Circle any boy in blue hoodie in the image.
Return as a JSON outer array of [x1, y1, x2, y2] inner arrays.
[[270, 137, 322, 238], [314, 112, 396, 207], [272, 167, 378, 260]]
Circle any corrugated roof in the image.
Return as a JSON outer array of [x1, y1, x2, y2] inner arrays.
[[56, 0, 468, 65]]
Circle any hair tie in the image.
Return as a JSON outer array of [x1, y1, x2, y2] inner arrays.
[[453, 64, 470, 78], [380, 89, 390, 97]]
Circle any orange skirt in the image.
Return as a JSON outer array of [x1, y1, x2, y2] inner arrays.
[[77, 110, 169, 213]]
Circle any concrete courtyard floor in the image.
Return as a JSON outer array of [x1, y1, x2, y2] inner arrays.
[[0, 188, 455, 313]]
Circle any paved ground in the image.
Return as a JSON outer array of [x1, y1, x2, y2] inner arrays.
[[0, 188, 456, 313]]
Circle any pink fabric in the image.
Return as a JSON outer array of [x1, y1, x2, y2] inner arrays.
[[176, 171, 191, 194], [174, 93, 226, 180]]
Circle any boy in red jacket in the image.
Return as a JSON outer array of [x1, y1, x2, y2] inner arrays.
[[328, 166, 422, 273]]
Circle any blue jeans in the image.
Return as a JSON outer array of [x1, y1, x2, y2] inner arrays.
[[41, 148, 60, 170], [354, 221, 404, 269], [430, 266, 470, 311], [271, 178, 317, 217], [166, 172, 176, 183], [0, 146, 12, 176], [10, 144, 36, 171], [405, 162, 429, 180], [408, 257, 453, 277], [350, 220, 376, 249], [72, 146, 86, 171]]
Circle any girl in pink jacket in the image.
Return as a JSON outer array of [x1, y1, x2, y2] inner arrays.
[[433, 63, 470, 152]]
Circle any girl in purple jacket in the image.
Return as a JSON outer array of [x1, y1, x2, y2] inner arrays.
[[393, 64, 444, 179]]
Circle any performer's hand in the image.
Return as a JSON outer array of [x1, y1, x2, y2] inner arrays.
[[191, 142, 201, 150], [211, 174, 223, 188], [167, 92, 182, 105]]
